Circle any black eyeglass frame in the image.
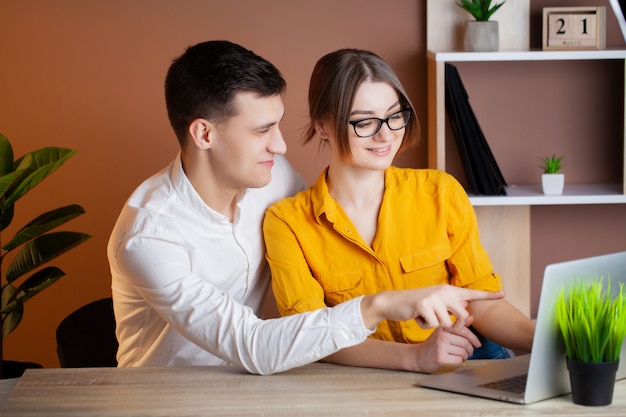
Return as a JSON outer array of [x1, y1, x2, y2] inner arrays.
[[348, 109, 412, 138]]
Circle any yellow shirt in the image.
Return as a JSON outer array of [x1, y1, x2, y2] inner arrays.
[[263, 167, 502, 343]]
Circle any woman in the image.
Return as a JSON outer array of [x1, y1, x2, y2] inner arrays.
[[263, 49, 534, 373]]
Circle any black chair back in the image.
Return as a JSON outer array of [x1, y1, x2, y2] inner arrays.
[[56, 297, 118, 367]]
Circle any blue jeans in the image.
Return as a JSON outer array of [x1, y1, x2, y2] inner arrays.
[[468, 327, 510, 360]]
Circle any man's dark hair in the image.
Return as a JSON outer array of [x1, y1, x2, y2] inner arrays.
[[165, 40, 286, 144]]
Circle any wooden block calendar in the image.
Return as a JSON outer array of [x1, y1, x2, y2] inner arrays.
[[542, 6, 606, 50]]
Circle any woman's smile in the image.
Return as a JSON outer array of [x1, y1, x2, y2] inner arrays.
[[366, 145, 392, 155]]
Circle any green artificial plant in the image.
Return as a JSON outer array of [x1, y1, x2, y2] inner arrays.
[[541, 154, 564, 174], [457, 0, 507, 22], [556, 276, 626, 363], [0, 133, 91, 376]]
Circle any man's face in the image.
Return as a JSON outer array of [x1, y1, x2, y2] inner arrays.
[[209, 92, 287, 190]]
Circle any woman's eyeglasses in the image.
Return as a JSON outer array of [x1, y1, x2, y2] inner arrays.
[[348, 110, 411, 138]]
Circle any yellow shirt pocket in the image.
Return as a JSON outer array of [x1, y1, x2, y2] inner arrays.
[[399, 243, 452, 289], [314, 269, 364, 306]]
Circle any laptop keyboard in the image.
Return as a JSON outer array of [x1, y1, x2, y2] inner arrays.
[[479, 373, 528, 394]]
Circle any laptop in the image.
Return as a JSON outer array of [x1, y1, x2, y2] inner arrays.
[[416, 251, 626, 404]]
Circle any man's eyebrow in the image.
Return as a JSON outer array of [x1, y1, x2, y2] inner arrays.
[[254, 111, 285, 130], [350, 100, 401, 117]]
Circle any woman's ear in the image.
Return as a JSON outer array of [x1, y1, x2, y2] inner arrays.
[[188, 118, 213, 149], [314, 119, 330, 140]]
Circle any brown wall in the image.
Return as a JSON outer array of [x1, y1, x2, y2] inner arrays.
[[0, 0, 625, 368]]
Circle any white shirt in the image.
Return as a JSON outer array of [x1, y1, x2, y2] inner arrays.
[[108, 154, 372, 374]]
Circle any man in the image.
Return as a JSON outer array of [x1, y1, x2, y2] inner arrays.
[[107, 40, 503, 375]]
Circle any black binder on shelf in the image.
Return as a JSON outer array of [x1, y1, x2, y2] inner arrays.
[[444, 63, 507, 196]]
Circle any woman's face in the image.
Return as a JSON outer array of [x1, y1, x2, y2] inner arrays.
[[340, 81, 405, 171]]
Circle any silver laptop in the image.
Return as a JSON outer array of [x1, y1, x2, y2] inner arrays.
[[416, 251, 626, 404]]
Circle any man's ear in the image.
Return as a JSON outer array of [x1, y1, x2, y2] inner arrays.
[[188, 118, 213, 149]]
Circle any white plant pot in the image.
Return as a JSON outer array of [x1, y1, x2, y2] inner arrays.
[[542, 173, 564, 195], [464, 21, 499, 52]]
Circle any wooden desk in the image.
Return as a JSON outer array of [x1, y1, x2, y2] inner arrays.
[[1, 362, 625, 416]]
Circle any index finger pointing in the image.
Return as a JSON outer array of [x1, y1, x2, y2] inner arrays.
[[462, 289, 504, 302]]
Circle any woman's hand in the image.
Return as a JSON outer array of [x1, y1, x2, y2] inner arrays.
[[409, 323, 481, 373]]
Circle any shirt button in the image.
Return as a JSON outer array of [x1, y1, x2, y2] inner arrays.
[[345, 228, 351, 233]]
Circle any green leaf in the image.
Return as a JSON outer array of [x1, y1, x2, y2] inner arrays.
[[0, 133, 14, 176], [0, 204, 14, 233], [2, 306, 23, 338], [5, 231, 91, 283], [1, 283, 16, 313], [1, 267, 66, 315], [1, 284, 23, 338], [0, 157, 30, 206], [2, 147, 76, 210], [2, 204, 86, 252]]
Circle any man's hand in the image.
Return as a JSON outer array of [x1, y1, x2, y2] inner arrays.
[[360, 285, 505, 331]]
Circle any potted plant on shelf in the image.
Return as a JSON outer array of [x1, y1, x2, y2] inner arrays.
[[457, 0, 507, 52], [541, 154, 564, 195], [556, 276, 626, 406], [0, 133, 91, 379]]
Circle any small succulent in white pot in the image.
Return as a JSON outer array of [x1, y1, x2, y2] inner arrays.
[[541, 154, 564, 195]]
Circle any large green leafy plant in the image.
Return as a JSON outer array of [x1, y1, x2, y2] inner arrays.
[[556, 276, 626, 363], [0, 133, 90, 374], [457, 0, 507, 21]]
